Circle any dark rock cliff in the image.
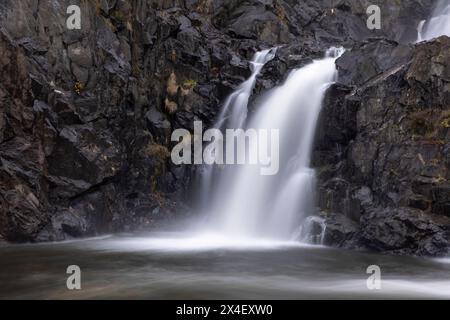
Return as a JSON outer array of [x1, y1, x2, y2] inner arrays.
[[315, 36, 450, 256], [0, 0, 448, 256]]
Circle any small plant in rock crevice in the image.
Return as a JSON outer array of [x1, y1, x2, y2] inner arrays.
[[74, 81, 83, 95], [182, 79, 197, 90]]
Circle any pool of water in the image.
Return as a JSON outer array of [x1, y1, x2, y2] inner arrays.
[[1, 232, 449, 299]]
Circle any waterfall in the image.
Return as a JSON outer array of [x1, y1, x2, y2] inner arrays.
[[199, 47, 344, 241], [417, 0, 450, 42], [295, 216, 327, 244], [217, 49, 278, 130], [199, 48, 277, 211]]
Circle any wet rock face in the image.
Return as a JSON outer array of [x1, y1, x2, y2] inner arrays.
[[0, 0, 448, 255], [315, 36, 450, 256]]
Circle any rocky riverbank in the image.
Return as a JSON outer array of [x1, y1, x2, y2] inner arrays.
[[315, 36, 450, 256]]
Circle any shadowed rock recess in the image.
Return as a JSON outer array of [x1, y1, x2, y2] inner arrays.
[[0, 1, 448, 256]]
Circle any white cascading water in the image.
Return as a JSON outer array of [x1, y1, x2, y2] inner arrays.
[[417, 0, 450, 42], [199, 48, 277, 211], [200, 47, 344, 241]]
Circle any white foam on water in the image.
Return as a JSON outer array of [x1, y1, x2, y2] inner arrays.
[[304, 279, 450, 299], [93, 232, 320, 252], [433, 257, 450, 264]]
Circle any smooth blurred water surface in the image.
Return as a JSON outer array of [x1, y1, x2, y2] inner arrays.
[[1, 232, 450, 299]]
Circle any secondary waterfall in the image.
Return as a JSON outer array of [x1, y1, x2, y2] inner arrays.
[[417, 0, 450, 42], [199, 47, 344, 241]]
